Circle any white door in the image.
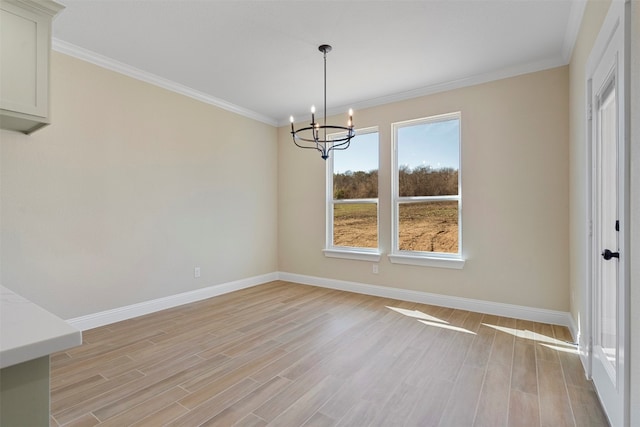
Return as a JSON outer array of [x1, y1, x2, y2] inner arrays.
[[588, 2, 628, 426]]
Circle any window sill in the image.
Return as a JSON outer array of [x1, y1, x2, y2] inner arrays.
[[388, 253, 465, 269], [323, 248, 382, 262]]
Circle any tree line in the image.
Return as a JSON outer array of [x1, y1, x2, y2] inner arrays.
[[334, 166, 458, 199]]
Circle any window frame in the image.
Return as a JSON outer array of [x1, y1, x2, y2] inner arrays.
[[324, 126, 381, 262], [389, 112, 465, 269]]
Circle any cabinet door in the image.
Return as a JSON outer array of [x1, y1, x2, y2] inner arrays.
[[0, 1, 49, 118]]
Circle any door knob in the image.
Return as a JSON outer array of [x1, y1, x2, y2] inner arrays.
[[602, 249, 620, 260]]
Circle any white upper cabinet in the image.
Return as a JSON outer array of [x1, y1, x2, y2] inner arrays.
[[0, 0, 64, 134]]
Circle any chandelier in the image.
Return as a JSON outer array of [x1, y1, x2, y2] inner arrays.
[[289, 44, 355, 160]]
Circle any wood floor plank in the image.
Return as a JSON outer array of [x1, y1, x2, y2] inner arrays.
[[57, 412, 100, 427], [566, 385, 610, 426], [301, 412, 337, 427], [508, 389, 540, 427], [279, 313, 386, 381], [166, 378, 261, 426], [488, 327, 515, 367], [403, 326, 455, 388], [515, 319, 536, 342], [403, 378, 455, 426], [48, 281, 608, 427], [252, 368, 331, 423], [537, 359, 576, 427], [266, 376, 342, 427], [558, 350, 594, 390], [474, 360, 511, 426], [511, 341, 538, 395], [368, 381, 423, 426], [51, 370, 144, 414], [53, 354, 227, 424], [464, 322, 497, 369], [431, 329, 476, 382], [49, 374, 105, 402], [179, 346, 286, 409], [128, 402, 188, 426], [198, 376, 292, 426], [234, 413, 268, 427], [180, 341, 282, 393], [316, 336, 395, 420], [552, 324, 575, 343], [361, 346, 423, 404], [438, 364, 485, 426], [334, 399, 379, 427], [97, 386, 188, 426]]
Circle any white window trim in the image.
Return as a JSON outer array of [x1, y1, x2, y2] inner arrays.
[[388, 253, 465, 269], [391, 112, 464, 268], [325, 127, 381, 261], [323, 248, 382, 262]]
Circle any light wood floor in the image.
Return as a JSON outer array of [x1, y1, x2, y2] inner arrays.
[[50, 281, 609, 426]]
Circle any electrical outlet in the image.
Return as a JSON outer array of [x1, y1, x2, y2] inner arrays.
[[372, 264, 379, 274], [194, 267, 201, 278]]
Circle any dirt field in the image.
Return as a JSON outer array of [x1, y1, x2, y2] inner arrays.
[[333, 201, 458, 253]]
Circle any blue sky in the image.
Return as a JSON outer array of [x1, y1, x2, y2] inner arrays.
[[333, 131, 379, 174], [333, 118, 460, 174], [398, 118, 459, 170]]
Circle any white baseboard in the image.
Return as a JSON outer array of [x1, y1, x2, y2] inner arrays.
[[277, 272, 574, 329], [67, 270, 573, 332], [66, 272, 278, 330]]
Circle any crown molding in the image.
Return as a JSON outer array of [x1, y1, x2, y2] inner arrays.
[[52, 39, 278, 127], [278, 54, 567, 126], [562, 0, 588, 63], [9, 0, 64, 17], [52, 38, 567, 130]]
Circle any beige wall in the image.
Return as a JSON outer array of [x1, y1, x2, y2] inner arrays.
[[278, 66, 570, 312], [568, 0, 612, 351], [0, 52, 278, 319]]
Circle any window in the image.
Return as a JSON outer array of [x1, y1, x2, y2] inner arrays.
[[324, 128, 381, 261], [390, 113, 464, 269]]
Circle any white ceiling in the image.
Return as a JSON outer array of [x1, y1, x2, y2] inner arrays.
[[51, 0, 585, 126]]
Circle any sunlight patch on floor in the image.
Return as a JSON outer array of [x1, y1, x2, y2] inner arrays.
[[482, 324, 569, 346], [385, 306, 448, 324], [386, 306, 475, 334], [417, 319, 476, 335], [482, 323, 579, 355], [538, 343, 579, 354]]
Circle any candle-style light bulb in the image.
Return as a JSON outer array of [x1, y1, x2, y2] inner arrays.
[[348, 109, 353, 127], [290, 116, 295, 133], [311, 105, 316, 125]]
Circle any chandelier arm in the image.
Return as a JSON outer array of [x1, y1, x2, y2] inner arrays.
[[328, 138, 352, 151], [293, 137, 327, 158], [292, 136, 323, 152]]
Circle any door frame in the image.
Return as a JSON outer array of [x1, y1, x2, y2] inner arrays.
[[584, 1, 630, 426]]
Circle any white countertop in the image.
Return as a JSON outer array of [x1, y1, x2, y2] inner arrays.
[[0, 286, 82, 369]]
